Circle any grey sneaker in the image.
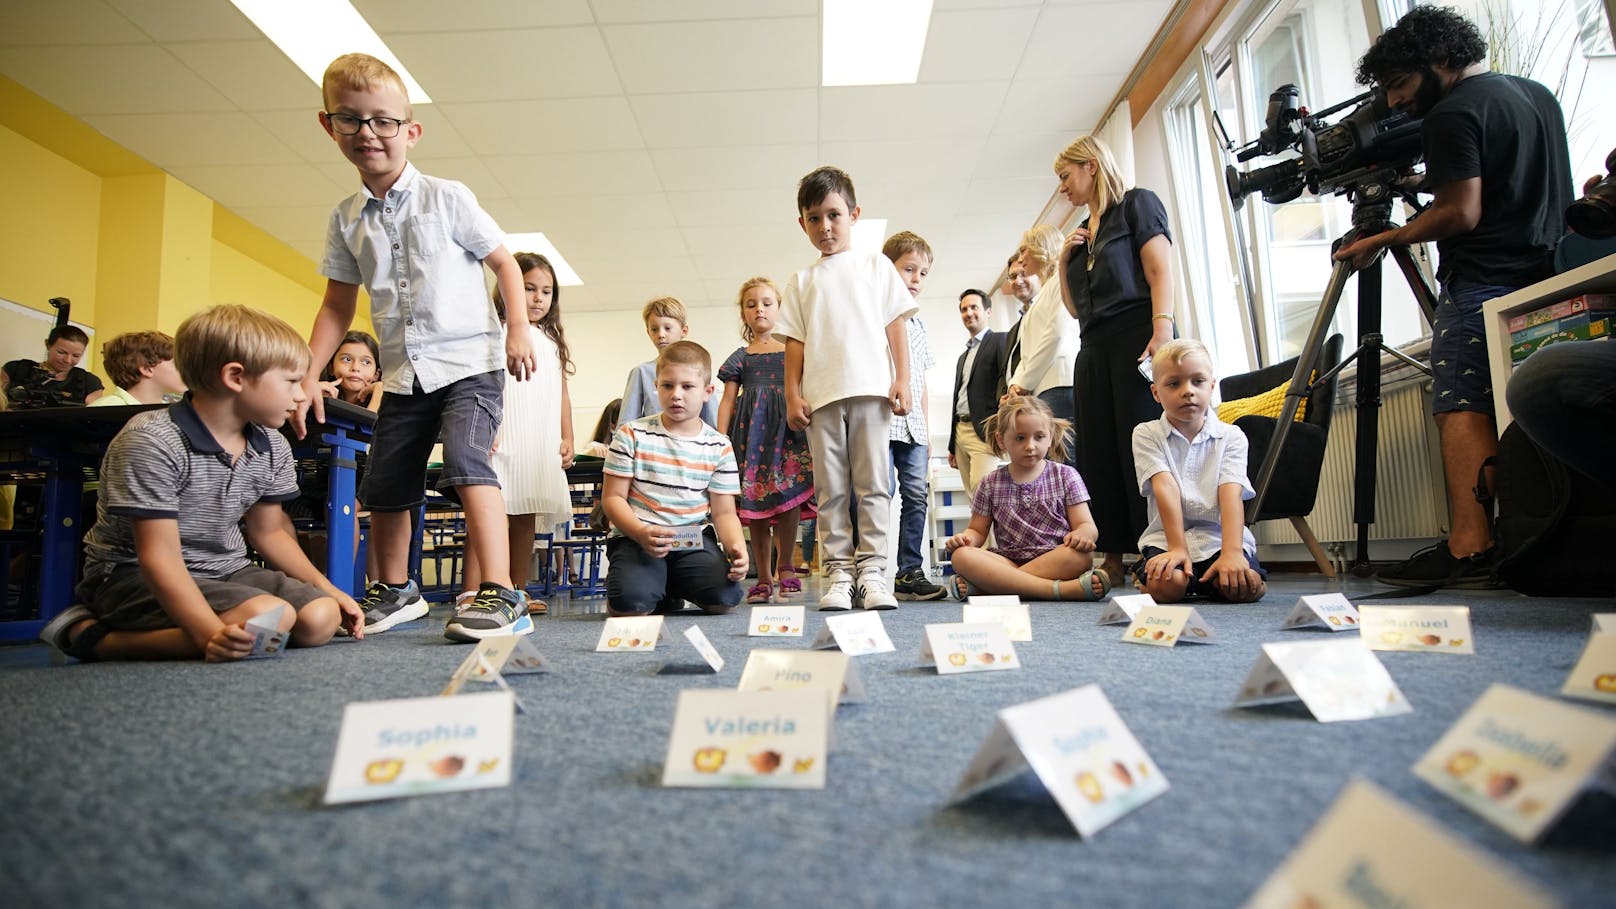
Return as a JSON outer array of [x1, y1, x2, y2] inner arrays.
[[40, 605, 102, 660], [359, 580, 428, 634], [444, 584, 534, 642], [893, 568, 946, 601], [818, 570, 854, 611], [856, 571, 898, 611]]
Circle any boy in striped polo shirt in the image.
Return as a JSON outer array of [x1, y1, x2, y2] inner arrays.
[[601, 341, 747, 616]]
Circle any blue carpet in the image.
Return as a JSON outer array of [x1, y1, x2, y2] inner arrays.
[[1, 574, 1613, 908]]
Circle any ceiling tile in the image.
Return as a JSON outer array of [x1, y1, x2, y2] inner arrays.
[[408, 155, 512, 202], [0, 44, 234, 114], [650, 144, 819, 193], [545, 226, 689, 261], [1019, 2, 1169, 80], [630, 89, 816, 149], [168, 163, 351, 210], [513, 193, 679, 234], [167, 41, 316, 112], [84, 112, 304, 167], [386, 28, 622, 103], [250, 110, 341, 163], [993, 76, 1108, 136], [679, 223, 803, 260], [484, 150, 663, 197], [106, 0, 262, 42], [820, 82, 1007, 142], [357, 0, 595, 31], [602, 18, 817, 94], [664, 188, 781, 227], [974, 131, 1074, 179], [561, 256, 701, 286], [0, 0, 148, 45], [918, 7, 1039, 83], [409, 108, 476, 158], [591, 0, 815, 24], [438, 97, 644, 156], [820, 137, 985, 184], [956, 177, 1057, 215]]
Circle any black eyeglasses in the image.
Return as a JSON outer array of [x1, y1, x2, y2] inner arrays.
[[324, 113, 408, 138]]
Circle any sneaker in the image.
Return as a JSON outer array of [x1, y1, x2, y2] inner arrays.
[[359, 581, 428, 634], [856, 571, 899, 611], [893, 568, 946, 601], [818, 570, 854, 611], [444, 584, 534, 642], [1376, 543, 1501, 590], [40, 605, 95, 658]]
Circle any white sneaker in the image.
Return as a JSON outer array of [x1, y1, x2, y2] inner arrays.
[[818, 570, 854, 611], [856, 571, 898, 611]]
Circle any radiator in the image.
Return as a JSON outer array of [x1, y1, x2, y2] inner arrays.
[[1255, 365, 1448, 546]]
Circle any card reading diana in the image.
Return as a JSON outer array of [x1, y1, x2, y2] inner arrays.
[[1121, 605, 1216, 647], [595, 615, 670, 652], [1232, 639, 1411, 722], [921, 622, 1019, 674], [1242, 778, 1557, 909], [324, 690, 514, 805], [950, 684, 1168, 838], [1561, 633, 1616, 705], [811, 610, 895, 655], [1412, 683, 1616, 843], [1280, 593, 1360, 632], [964, 595, 1032, 641], [1359, 605, 1473, 654], [748, 605, 805, 637], [737, 649, 863, 707], [1098, 593, 1154, 626], [244, 604, 290, 660], [662, 688, 828, 789]]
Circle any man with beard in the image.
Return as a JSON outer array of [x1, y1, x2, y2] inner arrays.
[[1334, 5, 1571, 589]]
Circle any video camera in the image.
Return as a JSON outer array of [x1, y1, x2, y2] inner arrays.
[[1224, 84, 1424, 214], [1566, 146, 1616, 239]]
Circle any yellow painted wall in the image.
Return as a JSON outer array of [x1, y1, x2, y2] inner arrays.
[[0, 123, 102, 326], [210, 240, 328, 337]]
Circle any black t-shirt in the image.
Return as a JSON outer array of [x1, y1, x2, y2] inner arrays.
[[1065, 187, 1172, 337], [1422, 72, 1572, 285], [2, 359, 103, 407]]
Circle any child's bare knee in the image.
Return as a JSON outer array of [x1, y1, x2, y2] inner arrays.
[[1144, 578, 1188, 603], [291, 598, 340, 646]]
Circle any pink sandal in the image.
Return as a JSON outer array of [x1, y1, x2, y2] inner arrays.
[[746, 581, 774, 604], [777, 568, 802, 596]]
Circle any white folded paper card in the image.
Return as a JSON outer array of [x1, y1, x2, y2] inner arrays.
[[811, 610, 895, 655], [443, 636, 521, 696], [665, 523, 707, 550], [963, 595, 1031, 641], [324, 690, 514, 805], [1232, 639, 1411, 722], [1561, 632, 1616, 706], [1280, 592, 1360, 632], [244, 604, 290, 660], [1242, 778, 1557, 909], [682, 625, 725, 673], [1121, 605, 1216, 647], [1358, 605, 1474, 654], [949, 684, 1168, 837], [595, 615, 672, 652], [1098, 592, 1154, 626], [748, 605, 805, 637], [661, 688, 828, 789], [1592, 613, 1616, 634], [1412, 683, 1616, 843], [921, 622, 1019, 674], [737, 648, 863, 707]]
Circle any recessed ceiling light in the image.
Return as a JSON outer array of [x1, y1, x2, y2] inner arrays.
[[230, 0, 432, 104], [822, 0, 933, 87], [504, 233, 584, 286], [851, 218, 888, 255]]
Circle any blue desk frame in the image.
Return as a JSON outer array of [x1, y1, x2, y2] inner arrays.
[[287, 399, 375, 598]]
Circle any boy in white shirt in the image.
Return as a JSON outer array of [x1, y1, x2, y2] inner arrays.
[[777, 166, 915, 611]]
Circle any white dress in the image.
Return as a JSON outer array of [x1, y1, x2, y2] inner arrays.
[[494, 325, 572, 526]]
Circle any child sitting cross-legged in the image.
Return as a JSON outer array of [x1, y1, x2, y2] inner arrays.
[[945, 395, 1110, 602]]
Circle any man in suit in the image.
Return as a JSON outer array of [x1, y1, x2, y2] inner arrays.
[[948, 288, 1007, 499], [996, 251, 1037, 404]]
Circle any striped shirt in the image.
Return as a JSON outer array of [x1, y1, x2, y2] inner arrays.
[[81, 399, 302, 579], [889, 317, 935, 444], [604, 414, 739, 532]]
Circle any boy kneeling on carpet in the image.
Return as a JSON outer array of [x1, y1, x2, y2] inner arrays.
[[1131, 339, 1267, 603], [602, 341, 748, 617], [43, 305, 364, 662]]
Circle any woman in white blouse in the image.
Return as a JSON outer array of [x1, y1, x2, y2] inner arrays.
[[1003, 224, 1080, 425]]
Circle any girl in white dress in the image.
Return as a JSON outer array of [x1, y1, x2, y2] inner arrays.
[[461, 252, 576, 614]]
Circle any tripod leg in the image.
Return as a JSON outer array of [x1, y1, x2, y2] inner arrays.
[[1351, 259, 1384, 575]]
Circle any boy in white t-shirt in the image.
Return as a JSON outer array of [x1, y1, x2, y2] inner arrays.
[[776, 166, 916, 611]]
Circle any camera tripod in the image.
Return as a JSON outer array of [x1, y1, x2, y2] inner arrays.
[[1245, 183, 1438, 575]]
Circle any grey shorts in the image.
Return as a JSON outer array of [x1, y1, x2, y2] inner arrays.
[[75, 564, 328, 631], [362, 370, 504, 511]]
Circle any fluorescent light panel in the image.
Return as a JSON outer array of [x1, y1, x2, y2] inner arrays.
[[822, 0, 933, 87], [851, 219, 888, 256], [504, 233, 584, 287], [230, 0, 432, 104]]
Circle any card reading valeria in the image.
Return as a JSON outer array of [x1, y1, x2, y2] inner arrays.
[[661, 688, 827, 789]]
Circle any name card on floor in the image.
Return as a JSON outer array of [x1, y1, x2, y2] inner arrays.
[[1098, 593, 1154, 626], [949, 684, 1168, 838], [749, 605, 805, 637], [443, 636, 520, 696], [497, 636, 551, 675], [1242, 778, 1557, 909], [812, 610, 895, 654], [1359, 605, 1473, 654], [683, 625, 725, 673], [1233, 639, 1411, 722], [737, 649, 863, 707], [1122, 605, 1215, 647], [1562, 633, 1616, 705], [1280, 593, 1360, 632], [964, 596, 1031, 641], [921, 622, 1020, 674], [1592, 613, 1616, 634], [661, 688, 828, 789], [324, 690, 513, 804], [596, 615, 671, 652], [1412, 683, 1616, 843], [244, 604, 290, 659]]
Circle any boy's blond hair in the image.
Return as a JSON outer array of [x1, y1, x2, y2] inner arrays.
[[321, 53, 411, 116], [1150, 338, 1213, 378], [656, 340, 712, 385], [983, 395, 1072, 463], [1019, 225, 1063, 280], [881, 230, 933, 265], [102, 330, 175, 390], [642, 296, 689, 328], [735, 277, 781, 343], [176, 305, 310, 396]]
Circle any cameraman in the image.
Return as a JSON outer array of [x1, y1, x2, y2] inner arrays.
[[1334, 5, 1571, 589]]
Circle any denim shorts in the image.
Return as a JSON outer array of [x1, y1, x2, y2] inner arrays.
[[1430, 279, 1519, 416], [361, 370, 503, 511]]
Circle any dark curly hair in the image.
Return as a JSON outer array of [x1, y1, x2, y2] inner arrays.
[[1356, 5, 1487, 86]]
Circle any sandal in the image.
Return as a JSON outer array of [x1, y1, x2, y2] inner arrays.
[[948, 574, 969, 601], [746, 581, 774, 605], [1064, 569, 1112, 602], [777, 569, 802, 596], [528, 598, 549, 615]]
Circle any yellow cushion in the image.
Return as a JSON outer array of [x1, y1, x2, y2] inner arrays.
[[1215, 379, 1309, 424]]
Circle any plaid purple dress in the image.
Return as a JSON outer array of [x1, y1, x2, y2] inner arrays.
[[970, 461, 1091, 564]]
